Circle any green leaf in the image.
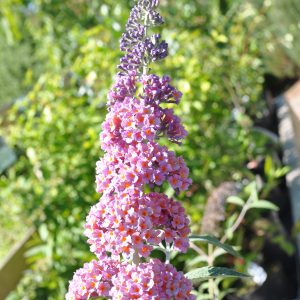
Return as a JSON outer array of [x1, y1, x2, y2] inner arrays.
[[227, 196, 244, 206], [245, 182, 258, 201], [264, 155, 273, 177], [274, 166, 289, 178], [226, 212, 238, 239], [38, 224, 48, 241], [189, 235, 241, 257], [249, 200, 279, 211], [185, 267, 250, 284]]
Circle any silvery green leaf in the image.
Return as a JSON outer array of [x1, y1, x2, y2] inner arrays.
[[186, 267, 250, 285], [249, 200, 279, 211], [189, 235, 241, 257], [227, 196, 245, 206]]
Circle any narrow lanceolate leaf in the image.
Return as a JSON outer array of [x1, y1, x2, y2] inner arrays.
[[189, 235, 241, 258], [249, 200, 279, 211], [185, 267, 250, 285], [245, 181, 258, 201], [226, 195, 245, 207]]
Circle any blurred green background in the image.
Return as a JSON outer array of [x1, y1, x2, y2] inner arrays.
[[0, 0, 299, 299]]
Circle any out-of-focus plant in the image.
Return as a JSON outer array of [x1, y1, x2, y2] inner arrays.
[[188, 181, 280, 299], [0, 35, 31, 106], [251, 0, 300, 78], [159, 0, 266, 195], [0, 0, 132, 105]]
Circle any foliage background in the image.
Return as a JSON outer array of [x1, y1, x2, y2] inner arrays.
[[0, 0, 299, 299]]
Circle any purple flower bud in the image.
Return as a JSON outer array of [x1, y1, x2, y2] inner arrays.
[[148, 10, 164, 25], [120, 24, 145, 51], [117, 0, 166, 75]]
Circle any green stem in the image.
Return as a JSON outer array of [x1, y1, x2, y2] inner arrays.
[[208, 244, 215, 300], [165, 249, 170, 264], [220, 196, 251, 244]]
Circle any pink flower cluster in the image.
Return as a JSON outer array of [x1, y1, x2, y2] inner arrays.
[[110, 259, 196, 300], [84, 192, 190, 259], [103, 74, 187, 150], [67, 1, 195, 299], [66, 259, 119, 300], [96, 141, 191, 196], [67, 259, 195, 300], [141, 74, 182, 105], [108, 72, 137, 106], [100, 97, 162, 148]]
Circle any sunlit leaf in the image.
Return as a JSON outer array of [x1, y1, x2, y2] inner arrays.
[[186, 267, 250, 284], [227, 196, 244, 207], [189, 235, 241, 257], [249, 200, 279, 211]]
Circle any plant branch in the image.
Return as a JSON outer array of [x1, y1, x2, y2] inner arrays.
[[220, 197, 251, 244], [208, 244, 215, 299], [190, 241, 208, 260]]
